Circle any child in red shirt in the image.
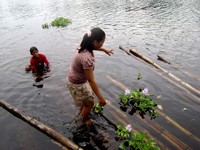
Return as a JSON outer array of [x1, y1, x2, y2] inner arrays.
[[25, 46, 50, 73]]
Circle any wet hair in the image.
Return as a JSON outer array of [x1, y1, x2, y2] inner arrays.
[[78, 27, 106, 53], [30, 46, 38, 55]]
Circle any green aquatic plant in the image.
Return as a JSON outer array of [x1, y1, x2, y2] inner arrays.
[[119, 87, 158, 119], [51, 17, 71, 27], [116, 124, 132, 140], [116, 124, 160, 150], [42, 17, 71, 29], [42, 23, 49, 29], [93, 102, 104, 113], [137, 72, 142, 80]]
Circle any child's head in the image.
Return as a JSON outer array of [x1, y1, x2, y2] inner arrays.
[[78, 27, 106, 53], [30, 46, 39, 57]]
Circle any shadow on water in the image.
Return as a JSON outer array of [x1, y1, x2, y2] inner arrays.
[[66, 112, 119, 150], [31, 70, 50, 88]]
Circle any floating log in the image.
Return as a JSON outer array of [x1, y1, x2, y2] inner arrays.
[[106, 103, 167, 148], [119, 46, 200, 96], [128, 48, 200, 96], [157, 55, 200, 81], [157, 55, 171, 64], [146, 119, 189, 149], [157, 110, 200, 143], [119, 46, 200, 102], [0, 99, 83, 150], [106, 75, 196, 149]]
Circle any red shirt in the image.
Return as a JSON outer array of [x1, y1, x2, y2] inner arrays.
[[30, 53, 49, 72]]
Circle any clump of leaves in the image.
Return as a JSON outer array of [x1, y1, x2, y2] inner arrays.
[[93, 102, 103, 113], [51, 17, 71, 27], [119, 88, 158, 119], [42, 23, 49, 29], [137, 72, 142, 80], [116, 124, 132, 140], [116, 124, 160, 150]]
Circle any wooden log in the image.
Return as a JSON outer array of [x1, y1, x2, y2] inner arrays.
[[157, 110, 200, 143], [106, 75, 196, 148], [157, 55, 200, 81], [144, 119, 190, 149], [157, 55, 171, 64], [128, 48, 200, 96], [0, 99, 83, 150], [120, 47, 200, 102]]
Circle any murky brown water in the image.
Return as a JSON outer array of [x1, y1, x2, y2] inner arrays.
[[0, 0, 200, 149]]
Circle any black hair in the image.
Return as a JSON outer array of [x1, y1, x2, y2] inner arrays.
[[30, 46, 38, 55], [78, 27, 106, 53]]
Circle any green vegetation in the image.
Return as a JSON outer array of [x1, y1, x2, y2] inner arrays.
[[42, 23, 49, 29], [51, 17, 71, 27], [116, 124, 160, 150], [137, 72, 142, 80], [93, 71, 160, 149], [93, 102, 104, 113], [42, 17, 71, 29], [119, 88, 158, 119]]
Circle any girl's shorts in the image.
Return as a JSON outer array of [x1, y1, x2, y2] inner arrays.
[[66, 78, 94, 108]]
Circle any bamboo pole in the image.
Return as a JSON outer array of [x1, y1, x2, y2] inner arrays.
[[119, 46, 200, 102], [107, 104, 169, 149], [157, 110, 200, 143], [128, 48, 200, 96], [142, 119, 189, 149], [0, 99, 83, 150], [106, 75, 197, 148], [157, 55, 200, 81], [106, 104, 169, 149]]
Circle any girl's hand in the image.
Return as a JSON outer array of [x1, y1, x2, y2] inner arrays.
[[104, 49, 114, 56], [99, 47, 114, 56], [99, 97, 107, 106]]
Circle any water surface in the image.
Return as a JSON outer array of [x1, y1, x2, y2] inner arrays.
[[0, 0, 199, 149]]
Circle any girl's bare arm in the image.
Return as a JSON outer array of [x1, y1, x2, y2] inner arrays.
[[84, 68, 106, 106], [96, 47, 114, 56]]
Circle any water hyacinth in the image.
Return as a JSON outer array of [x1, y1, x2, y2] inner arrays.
[[142, 87, 149, 95], [125, 124, 132, 132], [125, 89, 131, 95], [119, 87, 158, 119], [116, 124, 160, 150]]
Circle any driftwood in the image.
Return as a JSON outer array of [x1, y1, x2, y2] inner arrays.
[[129, 48, 200, 96], [157, 55, 200, 81], [157, 55, 171, 64], [105, 99, 169, 148], [157, 110, 200, 143], [106, 75, 196, 149], [0, 99, 83, 150], [119, 46, 200, 96], [113, 49, 200, 103]]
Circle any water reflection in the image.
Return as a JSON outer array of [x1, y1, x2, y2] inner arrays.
[[0, 0, 200, 149], [68, 112, 118, 150]]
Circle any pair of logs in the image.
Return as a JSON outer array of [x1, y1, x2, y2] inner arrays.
[[119, 46, 200, 100]]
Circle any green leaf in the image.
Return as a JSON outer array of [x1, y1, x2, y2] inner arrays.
[[137, 72, 142, 80]]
